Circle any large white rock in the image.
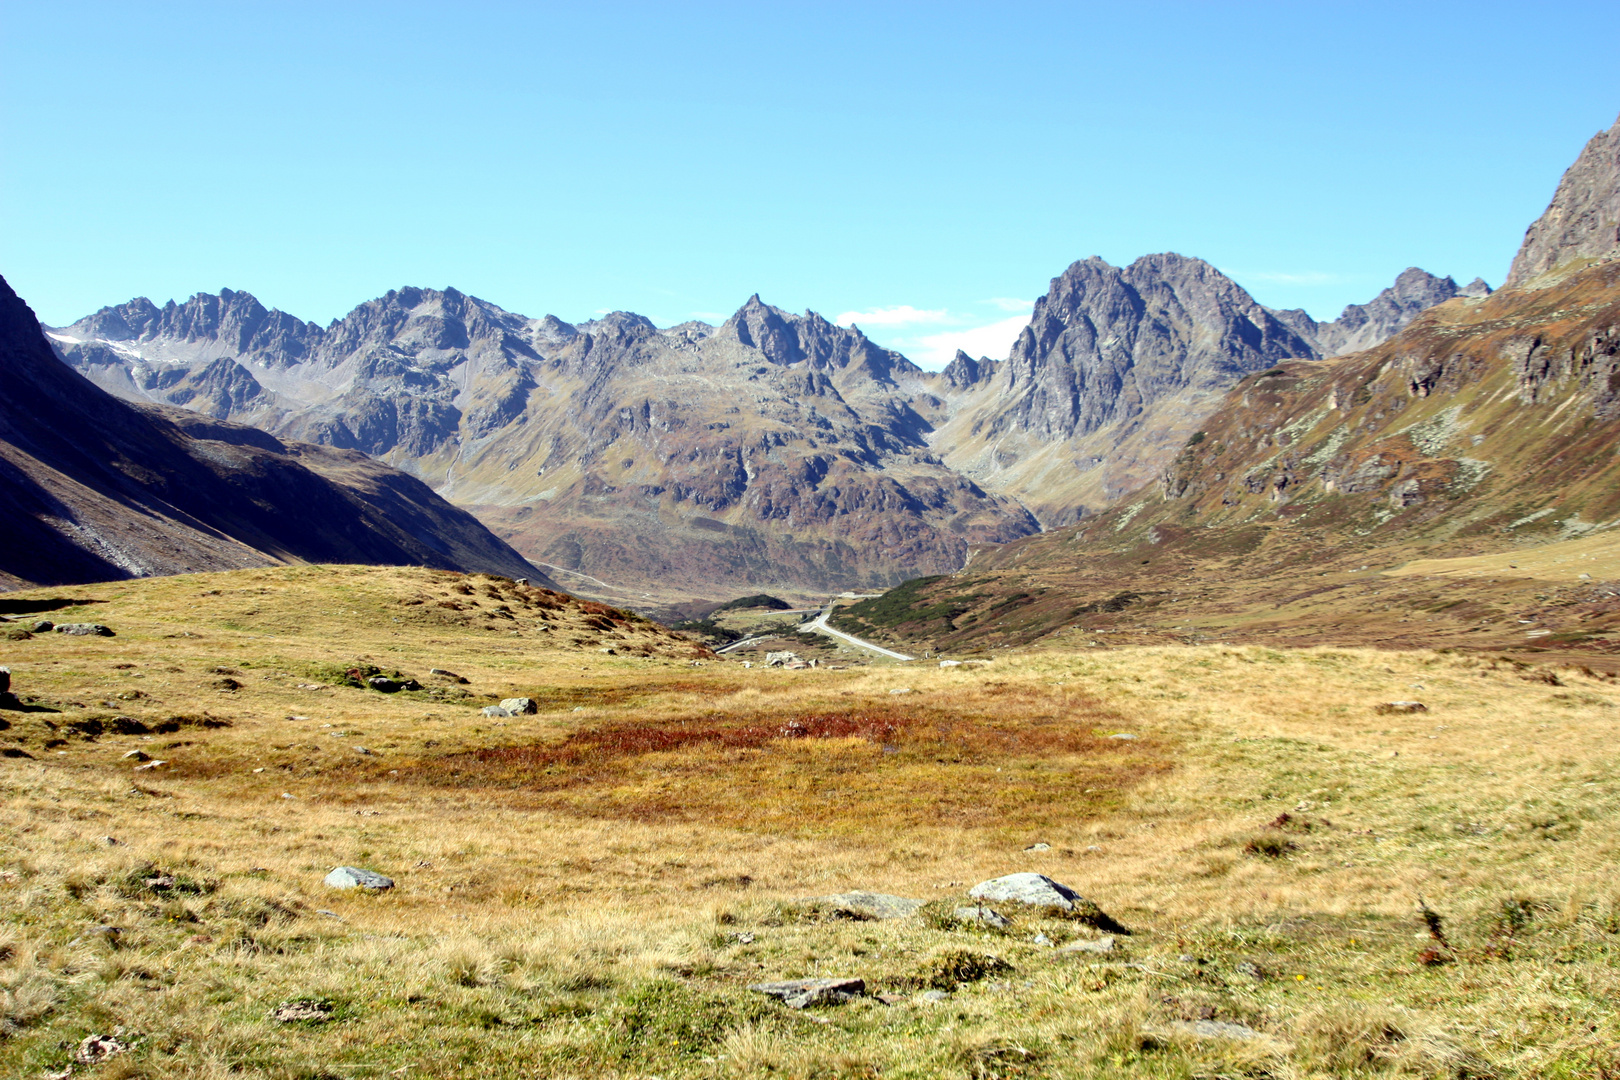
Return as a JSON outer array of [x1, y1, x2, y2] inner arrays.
[[969, 872, 1083, 909], [324, 866, 394, 890]]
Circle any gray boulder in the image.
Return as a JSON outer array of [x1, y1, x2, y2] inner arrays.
[[324, 866, 394, 890], [968, 873, 1128, 933], [55, 623, 114, 636], [481, 705, 513, 718], [749, 977, 865, 1009], [31, 620, 53, 633], [802, 891, 924, 919], [499, 697, 537, 714]]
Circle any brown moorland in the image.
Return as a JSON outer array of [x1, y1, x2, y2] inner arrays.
[[3, 564, 1620, 1077]]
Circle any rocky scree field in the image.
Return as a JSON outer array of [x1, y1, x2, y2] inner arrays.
[[2, 565, 1618, 1077]]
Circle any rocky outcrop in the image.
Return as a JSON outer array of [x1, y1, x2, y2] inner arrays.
[[1507, 113, 1620, 288]]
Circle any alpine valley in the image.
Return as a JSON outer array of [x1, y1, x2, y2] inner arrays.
[[45, 254, 1486, 604]]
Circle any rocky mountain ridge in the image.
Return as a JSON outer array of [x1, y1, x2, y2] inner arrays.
[[51, 264, 1477, 598], [0, 274, 545, 590]]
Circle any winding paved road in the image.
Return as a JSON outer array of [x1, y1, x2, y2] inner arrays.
[[803, 606, 915, 661]]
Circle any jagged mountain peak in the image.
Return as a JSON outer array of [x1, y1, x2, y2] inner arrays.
[[1507, 112, 1620, 289]]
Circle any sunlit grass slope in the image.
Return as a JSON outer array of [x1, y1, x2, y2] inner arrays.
[[3, 566, 1619, 1077]]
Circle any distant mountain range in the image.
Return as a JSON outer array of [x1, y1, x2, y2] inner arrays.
[[46, 253, 1484, 598], [0, 274, 547, 590]]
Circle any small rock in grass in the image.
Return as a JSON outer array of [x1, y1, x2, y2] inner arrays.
[[353, 746, 373, 755], [1024, 842, 1051, 851], [968, 873, 1129, 933], [429, 668, 469, 683], [1058, 935, 1116, 954], [1108, 732, 1137, 740], [270, 998, 334, 1023], [31, 620, 54, 633], [802, 891, 924, 919], [499, 697, 538, 714], [132, 759, 166, 771], [122, 749, 151, 761], [953, 906, 1010, 929], [481, 705, 513, 718], [749, 977, 865, 1009], [367, 675, 402, 692], [938, 660, 963, 667], [1172, 1019, 1261, 1040], [75, 1033, 131, 1063], [324, 866, 394, 890], [1234, 960, 1268, 980], [889, 687, 913, 694], [55, 623, 114, 636], [1375, 701, 1427, 715]]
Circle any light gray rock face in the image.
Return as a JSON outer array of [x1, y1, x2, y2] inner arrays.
[[480, 705, 513, 718], [803, 891, 925, 919], [991, 254, 1320, 445], [1507, 113, 1620, 288], [324, 866, 394, 890], [749, 977, 865, 1008], [1306, 268, 1490, 357], [499, 697, 537, 714], [55, 623, 114, 636]]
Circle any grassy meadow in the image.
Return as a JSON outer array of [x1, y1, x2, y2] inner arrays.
[[2, 565, 1618, 1078]]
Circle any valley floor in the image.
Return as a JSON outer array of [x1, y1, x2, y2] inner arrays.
[[2, 566, 1617, 1078]]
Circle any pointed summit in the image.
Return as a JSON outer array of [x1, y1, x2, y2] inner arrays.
[[1506, 113, 1620, 288]]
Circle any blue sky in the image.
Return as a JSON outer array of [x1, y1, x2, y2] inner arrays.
[[3, 1, 1617, 368]]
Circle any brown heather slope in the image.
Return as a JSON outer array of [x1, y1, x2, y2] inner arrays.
[[832, 260, 1620, 660]]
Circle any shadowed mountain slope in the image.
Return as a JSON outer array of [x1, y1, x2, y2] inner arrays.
[[0, 274, 547, 590]]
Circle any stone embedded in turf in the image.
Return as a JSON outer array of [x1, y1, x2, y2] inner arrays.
[[802, 891, 925, 919], [500, 697, 538, 714], [968, 873, 1129, 933], [55, 623, 114, 636], [1059, 935, 1116, 954], [1171, 1019, 1261, 1040], [954, 905, 1011, 928], [749, 977, 866, 1008], [324, 866, 395, 890], [481, 705, 514, 718]]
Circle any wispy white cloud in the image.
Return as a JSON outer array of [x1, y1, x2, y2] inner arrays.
[[834, 304, 948, 327], [908, 313, 1032, 369]]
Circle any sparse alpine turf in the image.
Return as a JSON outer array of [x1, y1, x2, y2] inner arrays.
[[2, 566, 1619, 1077]]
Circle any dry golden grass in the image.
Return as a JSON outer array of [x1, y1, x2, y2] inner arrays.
[[3, 566, 1620, 1077]]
